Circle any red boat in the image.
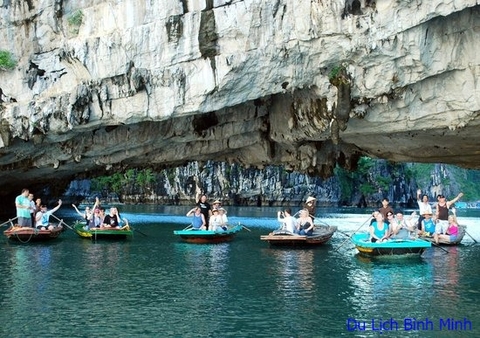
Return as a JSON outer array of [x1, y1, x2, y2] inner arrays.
[[3, 225, 63, 243]]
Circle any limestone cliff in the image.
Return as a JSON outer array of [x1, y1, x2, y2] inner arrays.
[[1, 0, 480, 199]]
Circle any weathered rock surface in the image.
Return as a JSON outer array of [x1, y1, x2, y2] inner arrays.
[[1, 0, 480, 198]]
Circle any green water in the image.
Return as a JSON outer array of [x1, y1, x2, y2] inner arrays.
[[1, 206, 479, 337]]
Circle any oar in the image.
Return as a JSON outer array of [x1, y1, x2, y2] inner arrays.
[[183, 224, 193, 230], [336, 230, 351, 238], [431, 242, 449, 254], [51, 214, 75, 231], [0, 217, 18, 228], [335, 215, 372, 252], [133, 228, 148, 236], [239, 223, 251, 232], [465, 230, 478, 244]]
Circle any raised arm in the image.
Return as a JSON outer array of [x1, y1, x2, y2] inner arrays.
[[447, 193, 464, 208], [186, 208, 196, 217], [92, 197, 100, 210], [72, 203, 83, 217], [50, 199, 62, 214]]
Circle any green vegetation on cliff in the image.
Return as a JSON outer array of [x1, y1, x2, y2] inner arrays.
[[0, 50, 17, 71], [88, 159, 480, 205]]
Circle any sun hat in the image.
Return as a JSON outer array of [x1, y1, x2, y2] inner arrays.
[[213, 200, 221, 204], [306, 196, 316, 203]]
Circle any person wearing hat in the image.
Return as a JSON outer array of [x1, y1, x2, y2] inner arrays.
[[209, 208, 226, 231], [419, 211, 436, 237], [416, 189, 432, 231], [218, 208, 228, 226], [303, 196, 317, 221]]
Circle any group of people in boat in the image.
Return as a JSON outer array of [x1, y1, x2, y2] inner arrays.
[[186, 195, 229, 231], [72, 197, 128, 230], [276, 196, 317, 236], [14, 188, 63, 230], [369, 190, 463, 244]]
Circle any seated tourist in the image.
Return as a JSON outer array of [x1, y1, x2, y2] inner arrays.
[[35, 199, 63, 230], [296, 209, 314, 236], [103, 207, 120, 228], [434, 214, 459, 244], [390, 211, 415, 239], [277, 208, 296, 233], [90, 208, 104, 228], [209, 209, 225, 231], [186, 206, 206, 230], [419, 212, 436, 237], [370, 211, 380, 225], [218, 208, 228, 228], [212, 200, 221, 211], [369, 212, 390, 242]]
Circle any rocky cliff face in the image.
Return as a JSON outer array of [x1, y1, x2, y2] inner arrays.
[[1, 0, 480, 199]]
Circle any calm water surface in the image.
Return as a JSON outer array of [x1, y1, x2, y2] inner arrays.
[[1, 206, 480, 337]]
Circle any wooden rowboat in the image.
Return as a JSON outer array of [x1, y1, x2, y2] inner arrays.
[[73, 221, 133, 240], [261, 225, 337, 247], [173, 224, 243, 244], [3, 225, 63, 243], [351, 233, 431, 257]]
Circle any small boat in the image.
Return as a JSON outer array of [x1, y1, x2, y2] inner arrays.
[[73, 221, 133, 240], [173, 224, 243, 244], [351, 233, 431, 257], [420, 225, 466, 245], [260, 225, 337, 247], [3, 225, 63, 243]]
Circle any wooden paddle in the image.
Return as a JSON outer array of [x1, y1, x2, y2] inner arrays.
[[465, 230, 478, 244], [0, 217, 18, 228], [431, 241, 449, 254], [239, 223, 251, 232], [51, 214, 74, 231]]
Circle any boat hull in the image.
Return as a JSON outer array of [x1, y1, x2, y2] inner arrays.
[[73, 222, 133, 240], [3, 226, 62, 242], [173, 225, 242, 244], [352, 233, 431, 257], [261, 226, 337, 247]]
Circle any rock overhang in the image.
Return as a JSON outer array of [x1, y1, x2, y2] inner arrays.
[[0, 1, 479, 197]]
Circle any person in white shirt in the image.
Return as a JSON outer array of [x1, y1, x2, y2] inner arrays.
[[416, 189, 432, 231], [277, 208, 296, 234], [209, 209, 225, 231], [218, 208, 228, 227], [35, 199, 62, 230]]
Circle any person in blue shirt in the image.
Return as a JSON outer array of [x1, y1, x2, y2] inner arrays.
[[420, 212, 436, 237], [186, 206, 206, 230], [369, 213, 390, 242]]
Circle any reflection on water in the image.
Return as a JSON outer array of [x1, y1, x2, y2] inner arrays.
[[1, 206, 480, 337], [267, 249, 316, 300]]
